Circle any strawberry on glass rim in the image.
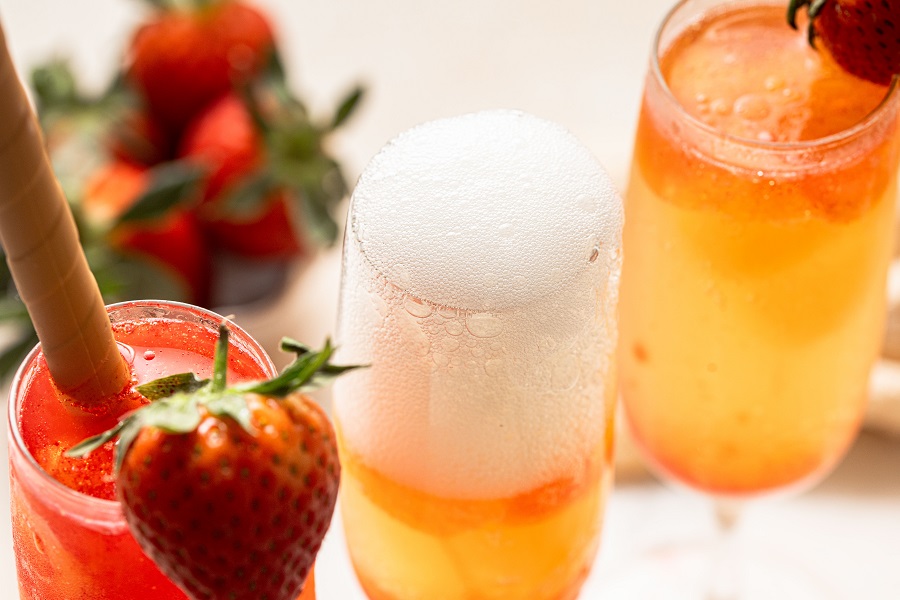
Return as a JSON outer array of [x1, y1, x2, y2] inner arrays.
[[789, 0, 900, 85], [68, 324, 359, 600]]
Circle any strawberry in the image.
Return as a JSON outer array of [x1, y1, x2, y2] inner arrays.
[[179, 94, 304, 259], [179, 85, 361, 258], [68, 326, 357, 600], [127, 0, 275, 131], [789, 0, 900, 85], [82, 161, 211, 305]]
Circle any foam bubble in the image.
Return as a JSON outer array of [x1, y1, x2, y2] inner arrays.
[[334, 110, 624, 499]]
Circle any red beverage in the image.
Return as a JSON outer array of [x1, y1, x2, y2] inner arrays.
[[7, 301, 277, 599]]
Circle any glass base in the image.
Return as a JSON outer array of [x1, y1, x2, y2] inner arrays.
[[594, 538, 841, 600]]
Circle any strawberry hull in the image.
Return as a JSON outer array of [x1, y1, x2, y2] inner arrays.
[[6, 301, 285, 599]]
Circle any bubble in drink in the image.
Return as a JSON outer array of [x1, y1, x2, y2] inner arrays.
[[335, 109, 623, 499]]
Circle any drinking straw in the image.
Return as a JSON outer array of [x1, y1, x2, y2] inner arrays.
[[0, 21, 130, 408]]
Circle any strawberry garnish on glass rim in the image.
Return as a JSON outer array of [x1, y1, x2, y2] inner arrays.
[[68, 323, 359, 600], [788, 0, 900, 85]]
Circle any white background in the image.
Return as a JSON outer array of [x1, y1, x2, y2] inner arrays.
[[0, 0, 898, 598]]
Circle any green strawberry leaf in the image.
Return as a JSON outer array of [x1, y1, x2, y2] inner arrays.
[[206, 392, 254, 433], [66, 420, 128, 459], [330, 85, 365, 131], [67, 393, 204, 470], [279, 337, 313, 357], [261, 47, 290, 100], [279, 337, 362, 387], [241, 337, 364, 396], [218, 172, 280, 218], [270, 154, 345, 247], [30, 61, 83, 115], [298, 169, 341, 246], [240, 339, 333, 397], [136, 373, 210, 400], [269, 123, 320, 163], [114, 417, 146, 472], [115, 162, 205, 225], [110, 395, 202, 472], [141, 395, 204, 433], [66, 322, 360, 472]]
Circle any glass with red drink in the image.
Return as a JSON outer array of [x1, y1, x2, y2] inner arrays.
[[7, 300, 300, 599]]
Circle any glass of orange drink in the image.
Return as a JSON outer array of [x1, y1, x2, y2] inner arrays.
[[331, 110, 624, 599], [617, 0, 900, 596]]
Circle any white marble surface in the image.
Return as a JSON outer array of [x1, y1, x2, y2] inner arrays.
[[1, 0, 899, 598]]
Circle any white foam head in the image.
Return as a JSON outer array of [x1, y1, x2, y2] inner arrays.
[[335, 110, 624, 498], [350, 109, 622, 311]]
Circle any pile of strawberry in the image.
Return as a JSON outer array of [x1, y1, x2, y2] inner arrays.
[[0, 0, 361, 378], [41, 0, 361, 307]]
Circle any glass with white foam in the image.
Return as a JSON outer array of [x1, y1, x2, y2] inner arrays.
[[332, 110, 624, 600]]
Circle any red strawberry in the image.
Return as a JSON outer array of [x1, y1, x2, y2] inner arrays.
[[203, 188, 308, 258], [789, 0, 900, 85], [179, 93, 304, 259], [179, 92, 347, 259], [180, 94, 263, 201], [127, 0, 275, 131], [68, 328, 356, 600], [82, 161, 211, 305]]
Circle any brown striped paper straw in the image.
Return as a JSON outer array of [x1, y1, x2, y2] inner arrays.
[[0, 21, 129, 409]]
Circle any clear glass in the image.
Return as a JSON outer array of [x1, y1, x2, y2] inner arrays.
[[331, 111, 623, 599], [616, 0, 900, 597], [6, 300, 297, 599]]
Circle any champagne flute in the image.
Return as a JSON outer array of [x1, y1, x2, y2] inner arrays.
[[332, 109, 624, 599], [616, 0, 900, 597]]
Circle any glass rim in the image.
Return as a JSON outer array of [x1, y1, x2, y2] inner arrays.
[[650, 0, 900, 151], [7, 299, 275, 516]]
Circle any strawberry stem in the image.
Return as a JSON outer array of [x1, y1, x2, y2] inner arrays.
[[211, 321, 229, 393], [65, 328, 362, 470]]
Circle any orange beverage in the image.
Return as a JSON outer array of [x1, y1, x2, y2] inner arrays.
[[338, 410, 614, 600], [619, 0, 900, 496], [333, 111, 623, 599], [8, 301, 316, 599]]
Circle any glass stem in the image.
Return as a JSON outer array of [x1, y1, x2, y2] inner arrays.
[[708, 499, 742, 600]]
